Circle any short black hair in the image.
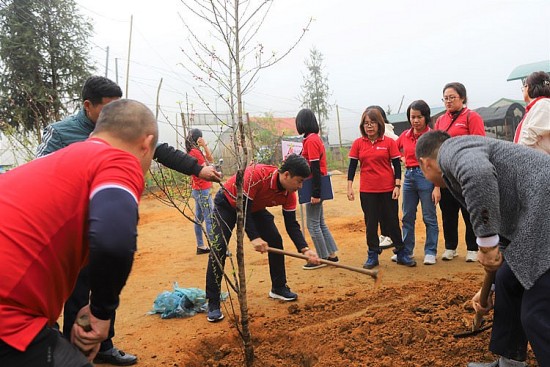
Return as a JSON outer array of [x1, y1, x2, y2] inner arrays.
[[443, 82, 468, 105], [415, 130, 451, 160], [406, 100, 432, 127], [295, 108, 319, 135], [525, 71, 550, 99], [279, 154, 311, 178], [82, 76, 123, 105]]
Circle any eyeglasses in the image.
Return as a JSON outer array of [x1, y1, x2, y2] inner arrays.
[[362, 121, 376, 126], [441, 95, 459, 103]]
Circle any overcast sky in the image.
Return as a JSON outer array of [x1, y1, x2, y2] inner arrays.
[[77, 0, 550, 146]]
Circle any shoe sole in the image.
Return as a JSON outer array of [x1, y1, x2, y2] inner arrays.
[[207, 314, 225, 322], [396, 261, 417, 267], [423, 261, 436, 265], [441, 253, 458, 261], [268, 291, 297, 301], [93, 356, 138, 366], [465, 258, 477, 263], [379, 243, 395, 250], [302, 264, 328, 270]]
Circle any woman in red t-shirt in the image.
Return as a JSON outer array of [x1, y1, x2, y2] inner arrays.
[[185, 129, 214, 255], [295, 109, 339, 270], [347, 108, 415, 269], [434, 82, 485, 263]]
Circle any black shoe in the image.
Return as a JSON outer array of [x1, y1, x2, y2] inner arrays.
[[196, 247, 210, 255], [326, 256, 339, 263], [269, 286, 297, 301], [94, 347, 137, 366], [467, 361, 499, 367]]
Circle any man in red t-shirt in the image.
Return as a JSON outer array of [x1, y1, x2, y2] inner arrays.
[[0, 99, 158, 366], [205, 154, 320, 322]]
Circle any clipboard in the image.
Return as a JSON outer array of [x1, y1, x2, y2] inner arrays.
[[298, 174, 334, 204]]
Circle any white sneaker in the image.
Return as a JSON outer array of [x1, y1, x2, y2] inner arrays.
[[391, 254, 397, 262], [441, 249, 457, 261], [465, 251, 478, 262], [379, 235, 394, 249], [423, 254, 436, 265]]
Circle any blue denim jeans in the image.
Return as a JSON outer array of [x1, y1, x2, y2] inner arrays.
[[191, 188, 214, 247], [402, 167, 439, 256], [305, 201, 338, 259]]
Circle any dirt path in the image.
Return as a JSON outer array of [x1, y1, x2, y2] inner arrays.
[[105, 175, 537, 366]]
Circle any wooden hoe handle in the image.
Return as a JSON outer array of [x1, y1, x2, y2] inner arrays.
[[266, 247, 378, 280]]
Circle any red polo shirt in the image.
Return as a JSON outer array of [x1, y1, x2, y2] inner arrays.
[[397, 126, 431, 167], [349, 136, 400, 193], [434, 108, 486, 137], [223, 164, 297, 212], [0, 138, 144, 351], [301, 133, 327, 175], [188, 148, 212, 190]]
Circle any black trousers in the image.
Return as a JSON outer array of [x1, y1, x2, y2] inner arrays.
[[0, 326, 92, 367], [205, 191, 287, 305], [359, 192, 404, 252], [438, 188, 477, 251], [490, 261, 550, 365], [63, 266, 115, 352]]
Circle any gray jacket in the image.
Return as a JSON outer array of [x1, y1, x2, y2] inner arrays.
[[439, 135, 550, 289]]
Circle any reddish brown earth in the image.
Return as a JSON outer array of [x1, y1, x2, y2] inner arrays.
[[102, 175, 537, 367]]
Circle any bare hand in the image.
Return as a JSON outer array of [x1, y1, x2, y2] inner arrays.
[[304, 249, 321, 264], [472, 287, 494, 315], [477, 246, 503, 273], [432, 186, 441, 205], [251, 238, 268, 253], [347, 188, 355, 201], [198, 166, 221, 182], [310, 197, 321, 205], [392, 186, 400, 200], [71, 305, 110, 362], [197, 137, 207, 147]]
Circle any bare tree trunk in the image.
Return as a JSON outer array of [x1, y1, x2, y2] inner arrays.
[[232, 1, 254, 364]]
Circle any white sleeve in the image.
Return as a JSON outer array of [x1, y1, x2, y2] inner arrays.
[[518, 101, 550, 152]]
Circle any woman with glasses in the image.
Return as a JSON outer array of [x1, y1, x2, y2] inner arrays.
[[435, 82, 485, 263], [347, 108, 416, 269], [514, 71, 550, 154], [396, 100, 440, 265], [366, 105, 398, 249]]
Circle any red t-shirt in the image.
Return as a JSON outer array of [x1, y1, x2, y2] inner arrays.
[[301, 133, 327, 175], [188, 148, 212, 190], [0, 138, 144, 352], [434, 108, 486, 137], [223, 164, 297, 212], [397, 126, 431, 167], [349, 136, 400, 193]]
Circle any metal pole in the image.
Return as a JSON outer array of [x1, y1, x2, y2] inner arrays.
[[104, 46, 109, 77], [115, 58, 119, 85], [125, 15, 133, 97]]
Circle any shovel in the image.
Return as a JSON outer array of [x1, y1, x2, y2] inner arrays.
[[453, 270, 495, 338], [266, 247, 379, 281]]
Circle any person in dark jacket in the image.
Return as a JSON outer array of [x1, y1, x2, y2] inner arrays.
[[416, 131, 550, 367], [36, 76, 220, 365]]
